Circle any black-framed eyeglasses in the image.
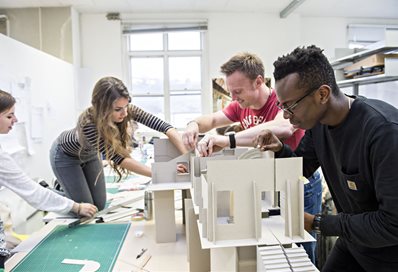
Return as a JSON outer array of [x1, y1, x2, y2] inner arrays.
[[276, 87, 319, 115]]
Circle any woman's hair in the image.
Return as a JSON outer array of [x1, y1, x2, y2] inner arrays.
[[0, 89, 16, 113], [220, 52, 265, 80], [78, 76, 134, 180], [273, 45, 339, 95]]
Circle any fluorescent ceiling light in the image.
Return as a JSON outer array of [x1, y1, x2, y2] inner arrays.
[[280, 0, 307, 18]]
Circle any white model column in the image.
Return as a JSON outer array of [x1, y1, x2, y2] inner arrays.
[[153, 190, 176, 243], [211, 247, 238, 272]]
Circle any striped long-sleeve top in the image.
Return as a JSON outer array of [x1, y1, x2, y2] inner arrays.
[[58, 104, 173, 164]]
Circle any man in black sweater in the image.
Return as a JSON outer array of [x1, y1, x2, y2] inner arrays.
[[256, 45, 398, 271]]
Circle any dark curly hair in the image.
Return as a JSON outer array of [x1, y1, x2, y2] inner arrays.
[[273, 45, 338, 95]]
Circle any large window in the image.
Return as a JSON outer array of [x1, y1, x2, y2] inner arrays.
[[124, 24, 206, 128]]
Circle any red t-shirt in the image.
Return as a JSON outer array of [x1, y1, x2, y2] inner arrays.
[[222, 90, 304, 150]]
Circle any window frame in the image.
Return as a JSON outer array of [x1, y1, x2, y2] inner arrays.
[[122, 26, 207, 127]]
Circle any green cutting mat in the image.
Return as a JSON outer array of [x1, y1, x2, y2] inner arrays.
[[11, 223, 130, 272], [105, 174, 142, 183], [106, 187, 119, 194]]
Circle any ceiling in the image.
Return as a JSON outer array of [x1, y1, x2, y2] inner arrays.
[[0, 0, 397, 19]]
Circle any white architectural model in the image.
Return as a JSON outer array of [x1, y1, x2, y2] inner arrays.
[[150, 138, 250, 242], [150, 139, 316, 271], [151, 138, 191, 184], [257, 245, 317, 271], [192, 150, 316, 271], [198, 156, 310, 245], [149, 138, 192, 242], [191, 148, 249, 211], [152, 138, 247, 185]]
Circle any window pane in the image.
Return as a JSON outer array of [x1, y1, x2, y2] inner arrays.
[[129, 33, 163, 51], [132, 96, 165, 121], [169, 57, 201, 90], [170, 94, 201, 128], [131, 57, 164, 95], [168, 31, 201, 50]]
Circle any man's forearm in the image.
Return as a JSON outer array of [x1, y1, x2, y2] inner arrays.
[[192, 115, 217, 133], [235, 121, 294, 147]]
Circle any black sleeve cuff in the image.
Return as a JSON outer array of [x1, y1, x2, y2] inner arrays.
[[275, 143, 293, 158], [321, 213, 342, 237]]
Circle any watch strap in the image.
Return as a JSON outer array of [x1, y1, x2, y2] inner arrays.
[[228, 133, 236, 149], [312, 213, 322, 234]]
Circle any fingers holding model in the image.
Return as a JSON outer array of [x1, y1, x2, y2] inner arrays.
[[196, 134, 229, 157], [72, 202, 98, 218], [254, 129, 283, 153], [182, 121, 200, 151]]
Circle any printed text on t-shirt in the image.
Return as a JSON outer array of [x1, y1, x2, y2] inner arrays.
[[242, 115, 265, 129]]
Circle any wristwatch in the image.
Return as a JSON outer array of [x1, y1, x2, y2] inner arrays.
[[312, 213, 322, 234], [228, 133, 236, 149]]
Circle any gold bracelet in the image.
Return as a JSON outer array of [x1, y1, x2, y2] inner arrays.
[[77, 203, 81, 215]]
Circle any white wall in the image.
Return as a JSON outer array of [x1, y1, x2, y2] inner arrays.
[[78, 12, 398, 115], [0, 34, 75, 181], [301, 17, 347, 57], [78, 14, 123, 111], [0, 7, 74, 63], [207, 13, 300, 75]]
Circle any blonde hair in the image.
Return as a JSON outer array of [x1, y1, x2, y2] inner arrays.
[[78, 77, 134, 180]]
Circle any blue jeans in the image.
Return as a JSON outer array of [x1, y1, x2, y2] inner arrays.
[[300, 169, 322, 264], [49, 139, 106, 210]]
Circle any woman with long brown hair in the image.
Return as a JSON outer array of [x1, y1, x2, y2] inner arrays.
[[50, 76, 187, 210]]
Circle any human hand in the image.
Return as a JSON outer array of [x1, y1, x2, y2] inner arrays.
[[304, 212, 315, 232], [182, 121, 199, 151], [177, 163, 188, 173], [75, 203, 98, 218], [196, 134, 228, 157], [253, 129, 283, 153]]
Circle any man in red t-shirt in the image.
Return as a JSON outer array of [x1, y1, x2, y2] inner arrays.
[[183, 52, 303, 156], [183, 52, 321, 264]]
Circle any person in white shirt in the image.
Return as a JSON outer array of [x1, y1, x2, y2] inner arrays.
[[0, 89, 98, 268]]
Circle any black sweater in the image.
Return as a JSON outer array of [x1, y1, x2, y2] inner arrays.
[[277, 96, 398, 262]]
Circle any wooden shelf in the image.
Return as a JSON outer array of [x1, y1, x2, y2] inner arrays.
[[332, 29, 398, 90], [331, 43, 398, 69], [212, 78, 229, 97]]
